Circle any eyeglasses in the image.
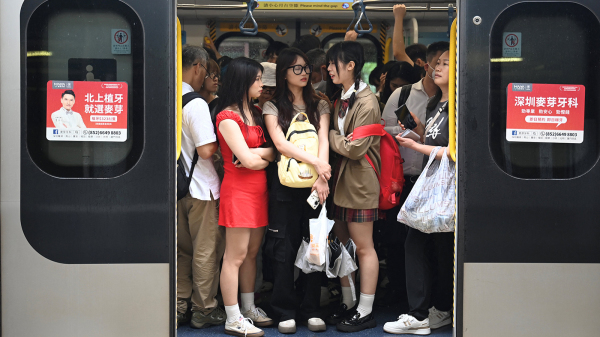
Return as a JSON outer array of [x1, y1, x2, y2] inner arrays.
[[192, 62, 210, 78], [287, 64, 313, 75], [207, 73, 220, 81]]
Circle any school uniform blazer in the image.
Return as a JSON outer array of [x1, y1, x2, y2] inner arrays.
[[329, 86, 382, 210]]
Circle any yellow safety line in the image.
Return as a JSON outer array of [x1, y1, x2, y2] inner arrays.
[[449, 18, 457, 162], [384, 37, 392, 64], [177, 18, 183, 160]]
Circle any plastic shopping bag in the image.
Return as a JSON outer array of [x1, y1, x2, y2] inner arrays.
[[295, 238, 325, 274], [397, 147, 456, 234], [306, 202, 335, 265]]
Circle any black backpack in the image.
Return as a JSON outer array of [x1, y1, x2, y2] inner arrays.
[[177, 92, 207, 200], [394, 84, 418, 130]]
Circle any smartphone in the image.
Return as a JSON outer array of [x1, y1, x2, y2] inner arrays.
[[400, 129, 421, 141], [232, 154, 238, 164], [307, 190, 320, 210], [394, 104, 418, 130]]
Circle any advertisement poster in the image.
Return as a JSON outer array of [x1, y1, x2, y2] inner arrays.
[[46, 80, 128, 142], [506, 83, 585, 143]]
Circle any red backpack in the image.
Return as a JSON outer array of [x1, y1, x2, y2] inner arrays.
[[352, 122, 405, 210]]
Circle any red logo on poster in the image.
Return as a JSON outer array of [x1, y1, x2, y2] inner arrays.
[[506, 83, 585, 143], [114, 30, 128, 44]]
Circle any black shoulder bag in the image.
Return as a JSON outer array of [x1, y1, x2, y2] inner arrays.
[[177, 92, 206, 200]]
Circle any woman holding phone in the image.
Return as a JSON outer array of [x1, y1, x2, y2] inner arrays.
[[215, 58, 275, 337], [262, 48, 331, 334]]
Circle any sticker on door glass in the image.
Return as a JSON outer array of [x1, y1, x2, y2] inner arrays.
[[502, 32, 521, 57], [112, 29, 131, 54], [46, 81, 128, 142], [506, 83, 585, 143]]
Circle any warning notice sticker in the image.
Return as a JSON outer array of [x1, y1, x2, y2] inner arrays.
[[46, 80, 128, 142], [506, 83, 585, 143]]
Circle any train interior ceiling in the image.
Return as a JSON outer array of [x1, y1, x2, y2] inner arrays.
[[177, 0, 455, 87], [176, 1, 455, 336]]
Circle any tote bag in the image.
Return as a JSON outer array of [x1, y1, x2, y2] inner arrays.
[[397, 147, 456, 233]]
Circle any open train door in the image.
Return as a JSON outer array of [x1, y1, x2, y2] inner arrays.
[[2, 0, 176, 336], [456, 0, 600, 336]]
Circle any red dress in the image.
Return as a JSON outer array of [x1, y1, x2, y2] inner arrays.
[[216, 110, 268, 228]]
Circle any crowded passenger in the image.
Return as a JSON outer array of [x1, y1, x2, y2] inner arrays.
[[384, 47, 454, 335], [325, 41, 381, 333], [177, 45, 226, 329], [306, 48, 328, 94], [257, 62, 277, 110], [263, 47, 332, 334], [265, 41, 289, 63], [379, 61, 421, 104], [292, 34, 322, 54], [199, 58, 221, 104], [215, 58, 276, 337]]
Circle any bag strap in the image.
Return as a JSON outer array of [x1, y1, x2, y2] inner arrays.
[[397, 84, 413, 108], [180, 92, 207, 182], [424, 101, 448, 136], [349, 123, 385, 180], [291, 112, 309, 124]]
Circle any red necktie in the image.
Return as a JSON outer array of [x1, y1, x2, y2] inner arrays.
[[339, 99, 349, 118]]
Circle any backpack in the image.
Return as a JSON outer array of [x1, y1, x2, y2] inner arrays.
[[278, 112, 319, 188], [352, 121, 405, 210], [177, 92, 206, 200]]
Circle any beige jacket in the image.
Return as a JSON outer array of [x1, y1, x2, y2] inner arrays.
[[329, 86, 381, 210]]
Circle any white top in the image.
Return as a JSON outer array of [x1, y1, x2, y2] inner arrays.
[[51, 108, 87, 129], [381, 78, 430, 176], [338, 81, 368, 136], [181, 82, 220, 200]]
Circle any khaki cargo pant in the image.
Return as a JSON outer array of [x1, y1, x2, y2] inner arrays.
[[177, 193, 225, 314]]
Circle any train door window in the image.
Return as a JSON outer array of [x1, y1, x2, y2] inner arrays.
[[489, 2, 600, 179], [324, 36, 379, 91], [26, 0, 144, 178], [217, 34, 272, 61]]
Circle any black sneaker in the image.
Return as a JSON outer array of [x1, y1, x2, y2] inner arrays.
[[190, 307, 227, 329], [336, 311, 377, 333], [325, 303, 356, 325], [176, 310, 191, 328]]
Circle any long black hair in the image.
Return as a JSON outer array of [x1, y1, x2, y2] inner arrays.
[[380, 61, 421, 104], [273, 48, 321, 132], [215, 57, 264, 129], [326, 41, 365, 111]]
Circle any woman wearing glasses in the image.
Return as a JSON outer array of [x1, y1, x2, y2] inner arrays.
[[199, 59, 220, 104], [325, 41, 381, 333], [262, 48, 332, 334]]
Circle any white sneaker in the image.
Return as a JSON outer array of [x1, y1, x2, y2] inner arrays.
[[278, 319, 296, 334], [307, 317, 326, 332], [242, 306, 274, 327], [383, 314, 431, 335], [428, 307, 451, 329], [225, 316, 264, 337]]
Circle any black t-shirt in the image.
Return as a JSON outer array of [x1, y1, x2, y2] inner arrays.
[[422, 100, 449, 167]]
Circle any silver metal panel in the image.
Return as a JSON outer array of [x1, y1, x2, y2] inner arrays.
[[463, 263, 600, 337], [1, 1, 170, 335]]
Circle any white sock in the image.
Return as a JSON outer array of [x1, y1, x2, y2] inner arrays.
[[341, 286, 356, 308], [225, 304, 242, 322], [240, 292, 256, 313], [356, 293, 375, 318]]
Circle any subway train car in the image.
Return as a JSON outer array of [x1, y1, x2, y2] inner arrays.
[[2, 0, 600, 336]]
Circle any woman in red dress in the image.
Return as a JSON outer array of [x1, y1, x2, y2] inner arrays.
[[215, 58, 275, 337]]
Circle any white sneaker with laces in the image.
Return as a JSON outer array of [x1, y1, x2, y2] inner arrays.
[[225, 316, 264, 337], [242, 306, 274, 327], [428, 307, 451, 329], [383, 314, 431, 335]]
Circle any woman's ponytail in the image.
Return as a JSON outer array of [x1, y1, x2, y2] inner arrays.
[[347, 76, 361, 110]]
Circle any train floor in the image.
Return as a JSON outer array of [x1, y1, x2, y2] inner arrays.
[[177, 285, 453, 337]]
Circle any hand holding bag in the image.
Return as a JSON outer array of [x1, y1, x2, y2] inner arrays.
[[397, 147, 456, 233], [306, 202, 335, 265]]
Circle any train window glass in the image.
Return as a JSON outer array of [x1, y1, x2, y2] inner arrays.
[[26, 0, 144, 178], [218, 36, 271, 61], [324, 37, 378, 91], [489, 2, 600, 179]]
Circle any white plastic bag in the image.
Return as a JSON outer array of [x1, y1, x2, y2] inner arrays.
[[397, 147, 456, 233], [295, 239, 325, 273], [306, 202, 335, 266]]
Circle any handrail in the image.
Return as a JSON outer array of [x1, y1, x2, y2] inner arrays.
[[176, 3, 455, 12], [449, 18, 457, 162], [176, 18, 183, 160], [239, 0, 258, 35], [348, 0, 373, 35]]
